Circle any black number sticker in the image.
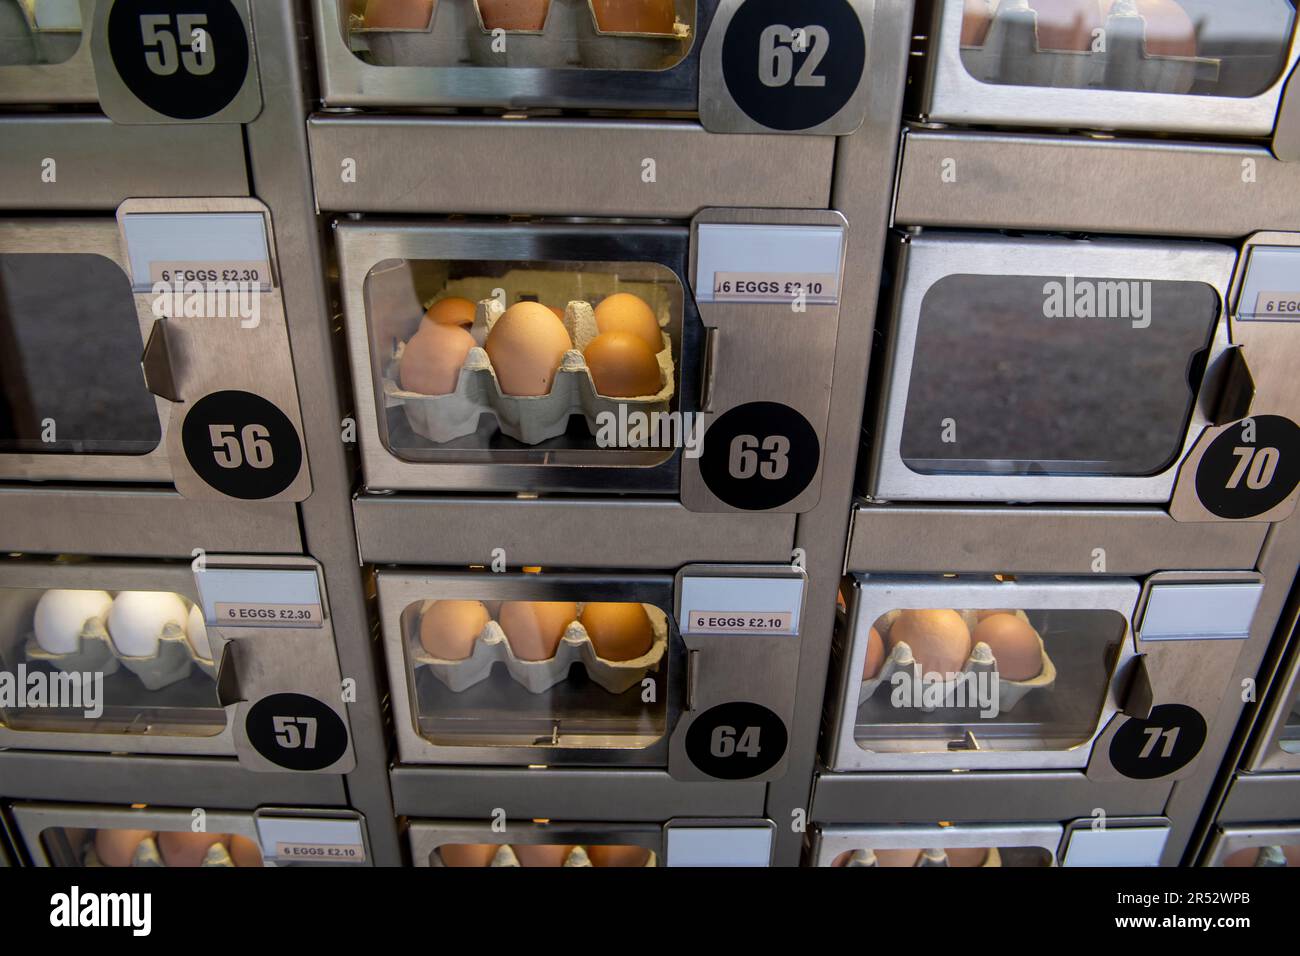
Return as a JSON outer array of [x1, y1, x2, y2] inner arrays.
[[721, 0, 866, 131], [700, 402, 820, 510], [107, 0, 250, 120], [246, 693, 348, 771], [181, 390, 303, 499], [686, 701, 788, 779], [1195, 416, 1300, 519], [1109, 704, 1207, 780]]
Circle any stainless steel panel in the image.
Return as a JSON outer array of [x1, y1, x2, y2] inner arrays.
[[0, 486, 301, 557], [811, 770, 1170, 824], [408, 819, 667, 868], [353, 495, 796, 567], [1217, 773, 1300, 824], [811, 822, 1064, 866], [0, 751, 348, 806], [895, 130, 1300, 238], [308, 116, 834, 218], [846, 504, 1269, 575], [390, 765, 765, 819], [0, 116, 248, 210], [1203, 823, 1300, 866], [1243, 605, 1300, 771], [0, 0, 96, 105], [916, 0, 1300, 138]]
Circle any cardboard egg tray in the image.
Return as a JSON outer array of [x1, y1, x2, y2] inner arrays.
[[433, 844, 658, 867], [961, 6, 1220, 95], [409, 602, 668, 694], [382, 269, 676, 446], [352, 0, 691, 71], [839, 847, 1004, 868], [24, 611, 216, 693], [858, 609, 1057, 714], [83, 835, 239, 868]]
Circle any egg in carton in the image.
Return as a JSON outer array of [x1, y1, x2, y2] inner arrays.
[[388, 293, 675, 446], [410, 601, 669, 694], [83, 835, 238, 868], [960, 0, 1218, 96], [434, 844, 657, 866], [575, 0, 693, 70], [859, 609, 1056, 714], [24, 598, 121, 694], [839, 847, 1004, 867]]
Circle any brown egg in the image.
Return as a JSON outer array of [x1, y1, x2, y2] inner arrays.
[[945, 846, 991, 867], [1222, 847, 1261, 867], [580, 602, 655, 661], [484, 302, 574, 397], [439, 843, 501, 867], [863, 625, 886, 680], [976, 609, 1015, 621], [593, 292, 663, 353], [584, 332, 662, 398], [424, 296, 476, 328], [477, 0, 549, 31], [591, 0, 677, 35], [513, 844, 574, 867], [228, 834, 264, 868], [961, 0, 993, 46], [157, 831, 227, 868], [1028, 0, 1104, 52], [1285, 845, 1300, 867], [587, 844, 653, 867], [548, 305, 566, 320], [498, 601, 577, 661], [1102, 0, 1197, 57], [419, 600, 491, 660], [888, 610, 971, 676], [365, 0, 434, 29], [94, 829, 155, 868], [972, 613, 1042, 681], [399, 324, 476, 395], [830, 850, 856, 867], [873, 848, 922, 867]]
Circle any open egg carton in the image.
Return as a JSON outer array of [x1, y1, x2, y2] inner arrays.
[[375, 263, 676, 446], [434, 844, 658, 867], [351, 0, 693, 70], [961, 0, 1221, 95], [408, 601, 669, 694], [83, 835, 245, 868], [837, 847, 1005, 868], [24, 593, 215, 693], [859, 610, 1056, 714]]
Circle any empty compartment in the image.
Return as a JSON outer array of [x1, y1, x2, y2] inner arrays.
[[0, 0, 82, 67]]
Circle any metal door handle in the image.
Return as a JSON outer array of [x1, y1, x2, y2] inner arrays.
[[1211, 346, 1256, 426], [215, 640, 245, 707], [140, 318, 182, 402], [1120, 654, 1155, 720]]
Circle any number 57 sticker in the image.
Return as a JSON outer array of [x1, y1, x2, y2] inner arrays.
[[246, 694, 349, 772]]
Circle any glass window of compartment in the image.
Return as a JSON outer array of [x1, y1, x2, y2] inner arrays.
[[40, 827, 264, 867], [1221, 842, 1300, 867], [0, 0, 82, 67], [0, 585, 225, 738], [0, 254, 160, 456], [366, 256, 684, 468], [433, 840, 657, 866], [342, 0, 695, 72], [400, 595, 674, 750], [958, 0, 1297, 99], [830, 844, 1054, 867], [853, 606, 1127, 754], [1278, 679, 1300, 754], [900, 274, 1219, 478]]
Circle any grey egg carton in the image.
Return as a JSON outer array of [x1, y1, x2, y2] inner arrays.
[[961, 0, 1220, 95], [25, 617, 215, 693], [83, 835, 238, 868], [411, 602, 668, 694], [433, 844, 657, 867], [386, 292, 674, 446], [859, 609, 1056, 714], [840, 847, 1003, 868], [354, 0, 691, 70]]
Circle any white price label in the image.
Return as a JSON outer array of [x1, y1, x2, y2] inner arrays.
[[711, 272, 838, 305], [686, 610, 794, 635], [215, 602, 323, 628], [1250, 292, 1300, 319], [149, 260, 272, 290], [273, 842, 366, 863]]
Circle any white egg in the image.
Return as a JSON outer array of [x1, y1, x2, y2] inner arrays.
[[185, 604, 212, 660], [107, 592, 188, 658], [34, 590, 114, 655]]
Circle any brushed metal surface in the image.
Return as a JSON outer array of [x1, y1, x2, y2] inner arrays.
[[846, 504, 1270, 575], [1217, 773, 1300, 824], [0, 486, 301, 556], [308, 115, 834, 218], [0, 0, 96, 104], [895, 129, 1300, 238], [0, 751, 347, 807], [0, 117, 248, 210], [1242, 598, 1300, 772], [811, 770, 1170, 824], [916, 0, 1300, 137], [1202, 821, 1300, 865], [811, 822, 1063, 866], [390, 765, 765, 819], [353, 495, 795, 567]]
